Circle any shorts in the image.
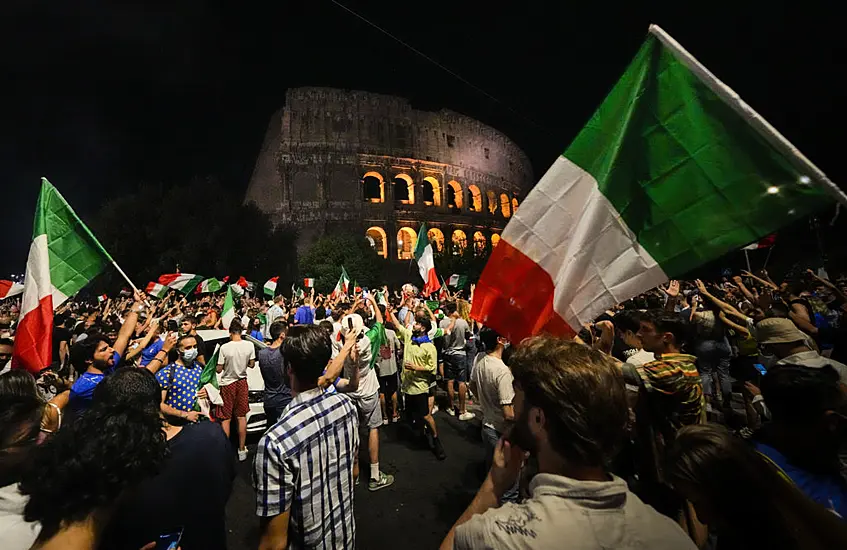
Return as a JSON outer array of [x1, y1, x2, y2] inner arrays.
[[378, 374, 398, 396], [405, 393, 430, 420], [443, 354, 468, 382], [354, 391, 384, 429], [215, 378, 249, 420]]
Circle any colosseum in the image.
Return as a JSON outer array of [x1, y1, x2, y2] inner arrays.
[[245, 86, 534, 267]]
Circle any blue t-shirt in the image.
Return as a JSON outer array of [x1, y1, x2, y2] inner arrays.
[[250, 330, 264, 342], [155, 361, 203, 412], [139, 338, 164, 366], [68, 351, 121, 413], [295, 306, 314, 325]]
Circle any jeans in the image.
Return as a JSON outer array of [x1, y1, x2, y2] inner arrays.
[[694, 338, 733, 404], [482, 424, 519, 502]]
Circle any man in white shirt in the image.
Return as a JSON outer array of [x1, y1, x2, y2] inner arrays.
[[469, 327, 517, 501], [215, 318, 255, 461], [441, 336, 696, 550], [265, 296, 285, 340]]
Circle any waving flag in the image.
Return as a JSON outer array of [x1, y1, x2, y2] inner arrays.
[[743, 234, 776, 250], [221, 285, 236, 330], [14, 178, 115, 373], [414, 223, 440, 296], [158, 273, 203, 295], [330, 267, 350, 299], [196, 278, 223, 294], [264, 277, 278, 297], [303, 278, 315, 288], [146, 282, 168, 299], [0, 280, 24, 300], [471, 25, 846, 344]]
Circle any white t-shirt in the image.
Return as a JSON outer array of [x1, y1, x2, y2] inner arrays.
[[218, 339, 255, 386], [0, 483, 40, 550], [625, 349, 655, 366], [471, 354, 514, 434]]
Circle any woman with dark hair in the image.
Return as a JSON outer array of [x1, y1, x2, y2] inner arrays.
[[0, 370, 38, 398], [248, 317, 264, 342], [667, 424, 847, 550]]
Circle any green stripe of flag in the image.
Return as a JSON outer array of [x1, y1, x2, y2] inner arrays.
[[564, 33, 834, 277], [36, 178, 113, 300]]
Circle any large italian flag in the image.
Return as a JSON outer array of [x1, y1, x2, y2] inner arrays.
[[414, 223, 441, 296], [14, 178, 114, 373], [158, 273, 203, 295], [471, 25, 846, 344]]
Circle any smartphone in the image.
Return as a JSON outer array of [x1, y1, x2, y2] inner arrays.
[[155, 528, 184, 550], [167, 320, 178, 332], [754, 363, 767, 376]]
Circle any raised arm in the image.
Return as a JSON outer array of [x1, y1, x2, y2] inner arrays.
[[113, 293, 145, 359], [742, 270, 779, 291], [718, 311, 750, 338], [661, 280, 680, 312]]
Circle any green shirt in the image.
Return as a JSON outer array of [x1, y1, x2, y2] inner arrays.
[[396, 324, 437, 396]]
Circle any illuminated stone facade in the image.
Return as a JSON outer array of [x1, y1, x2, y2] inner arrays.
[[244, 86, 534, 261]]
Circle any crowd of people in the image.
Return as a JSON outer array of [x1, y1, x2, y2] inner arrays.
[[1, 266, 847, 549]]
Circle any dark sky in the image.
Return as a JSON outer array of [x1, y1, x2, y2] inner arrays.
[[2, 1, 842, 276]]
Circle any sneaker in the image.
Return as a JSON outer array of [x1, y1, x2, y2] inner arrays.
[[433, 438, 447, 461], [459, 411, 475, 421], [431, 404, 439, 414], [382, 419, 389, 426], [391, 415, 400, 423], [237, 448, 248, 462], [445, 408, 456, 417], [368, 472, 395, 492]]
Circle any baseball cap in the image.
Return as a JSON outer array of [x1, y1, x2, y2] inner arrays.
[[340, 313, 365, 335], [756, 317, 807, 345]]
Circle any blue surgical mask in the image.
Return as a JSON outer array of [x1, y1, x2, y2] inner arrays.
[[181, 348, 198, 363]]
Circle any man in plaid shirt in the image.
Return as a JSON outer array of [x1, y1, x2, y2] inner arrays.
[[253, 325, 360, 550]]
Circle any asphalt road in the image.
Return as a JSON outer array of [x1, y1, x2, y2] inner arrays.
[[225, 399, 488, 549]]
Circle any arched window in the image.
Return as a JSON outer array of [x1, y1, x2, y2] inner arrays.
[[393, 174, 414, 205], [452, 229, 467, 255], [362, 171, 384, 203], [422, 176, 441, 206], [366, 226, 387, 259], [473, 231, 487, 256], [491, 234, 501, 248], [447, 180, 463, 210], [500, 193, 511, 218], [511, 197, 519, 213], [397, 227, 417, 260], [486, 190, 497, 214], [468, 185, 482, 212], [427, 227, 445, 253]]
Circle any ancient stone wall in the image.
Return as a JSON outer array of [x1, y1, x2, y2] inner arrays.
[[244, 87, 534, 258]]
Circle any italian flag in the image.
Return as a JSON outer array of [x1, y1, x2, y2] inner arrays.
[[221, 285, 236, 330], [414, 223, 441, 296], [146, 281, 168, 299], [196, 278, 223, 294], [303, 278, 315, 288], [743, 234, 776, 250], [263, 276, 278, 297], [0, 280, 24, 299], [230, 282, 245, 297], [14, 178, 114, 373], [158, 273, 203, 295], [471, 25, 846, 344], [330, 267, 350, 299]]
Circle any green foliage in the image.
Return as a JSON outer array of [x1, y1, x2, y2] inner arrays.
[[299, 232, 384, 293], [91, 177, 298, 290]]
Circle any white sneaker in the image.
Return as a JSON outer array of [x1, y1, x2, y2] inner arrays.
[[458, 411, 475, 421], [431, 404, 439, 414], [238, 448, 248, 462], [445, 408, 456, 417], [382, 419, 389, 426]]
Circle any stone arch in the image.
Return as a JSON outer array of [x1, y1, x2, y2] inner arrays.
[[447, 180, 463, 210], [473, 231, 487, 256], [491, 233, 501, 248], [427, 227, 445, 253], [397, 226, 417, 260], [486, 190, 497, 214], [512, 196, 519, 214], [362, 171, 384, 203], [422, 176, 441, 206], [500, 193, 511, 218], [392, 173, 415, 205], [451, 229, 468, 255], [366, 226, 387, 259], [468, 185, 482, 212]]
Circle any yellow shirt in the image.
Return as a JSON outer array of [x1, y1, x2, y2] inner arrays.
[[395, 324, 437, 395]]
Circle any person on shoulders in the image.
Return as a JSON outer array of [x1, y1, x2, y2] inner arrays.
[[440, 336, 696, 550]]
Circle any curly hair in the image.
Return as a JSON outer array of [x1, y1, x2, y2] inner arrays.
[[19, 398, 167, 540]]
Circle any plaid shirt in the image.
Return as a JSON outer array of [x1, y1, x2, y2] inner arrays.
[[635, 353, 705, 430], [253, 386, 359, 549]]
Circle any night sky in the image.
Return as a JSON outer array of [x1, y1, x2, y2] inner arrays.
[[2, 1, 842, 276]]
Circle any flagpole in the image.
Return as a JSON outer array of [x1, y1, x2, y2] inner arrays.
[[763, 245, 775, 270], [744, 249, 752, 273], [648, 25, 847, 208], [110, 260, 142, 296]]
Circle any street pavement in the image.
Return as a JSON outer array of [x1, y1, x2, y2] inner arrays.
[[225, 401, 488, 549]]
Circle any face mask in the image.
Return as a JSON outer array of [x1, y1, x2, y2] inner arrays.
[[181, 348, 198, 363]]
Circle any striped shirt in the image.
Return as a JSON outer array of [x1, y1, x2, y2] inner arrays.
[[635, 353, 705, 429], [253, 387, 359, 549]]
